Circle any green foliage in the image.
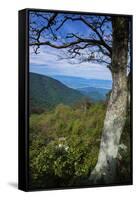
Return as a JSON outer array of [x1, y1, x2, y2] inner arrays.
[[29, 101, 131, 188], [29, 102, 106, 188]]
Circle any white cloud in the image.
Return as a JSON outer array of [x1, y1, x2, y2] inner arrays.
[[29, 46, 112, 80]]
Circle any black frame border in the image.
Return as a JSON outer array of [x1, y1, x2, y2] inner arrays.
[[18, 8, 133, 192]]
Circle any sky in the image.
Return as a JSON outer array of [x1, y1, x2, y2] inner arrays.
[[30, 46, 112, 80], [29, 12, 112, 81]]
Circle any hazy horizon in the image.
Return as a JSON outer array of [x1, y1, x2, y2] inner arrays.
[[29, 70, 112, 90], [30, 61, 112, 81]]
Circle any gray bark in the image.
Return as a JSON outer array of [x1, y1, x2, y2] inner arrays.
[[89, 16, 129, 183]]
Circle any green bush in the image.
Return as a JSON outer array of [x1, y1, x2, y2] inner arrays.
[[29, 102, 130, 188], [29, 102, 106, 188]]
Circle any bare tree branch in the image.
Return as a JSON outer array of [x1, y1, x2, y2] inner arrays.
[[30, 37, 108, 49], [29, 12, 113, 68], [55, 15, 112, 54]]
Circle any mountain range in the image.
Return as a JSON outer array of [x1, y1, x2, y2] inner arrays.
[[30, 73, 111, 113], [29, 73, 85, 113], [52, 75, 112, 89], [77, 87, 110, 101]]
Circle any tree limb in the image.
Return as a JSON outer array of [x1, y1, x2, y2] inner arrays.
[[30, 38, 107, 49], [55, 15, 112, 55]]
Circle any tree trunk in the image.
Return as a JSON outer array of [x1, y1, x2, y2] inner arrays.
[[89, 16, 129, 183]]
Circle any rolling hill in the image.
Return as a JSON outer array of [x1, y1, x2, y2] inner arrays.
[[29, 73, 85, 113]]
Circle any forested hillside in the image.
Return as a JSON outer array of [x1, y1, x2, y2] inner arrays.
[[29, 73, 85, 113]]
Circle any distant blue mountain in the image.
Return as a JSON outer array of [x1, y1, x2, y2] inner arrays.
[[77, 87, 110, 102], [52, 75, 112, 89], [51, 75, 112, 102]]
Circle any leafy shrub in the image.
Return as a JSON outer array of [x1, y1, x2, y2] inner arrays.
[[29, 102, 130, 188], [29, 102, 106, 188]]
